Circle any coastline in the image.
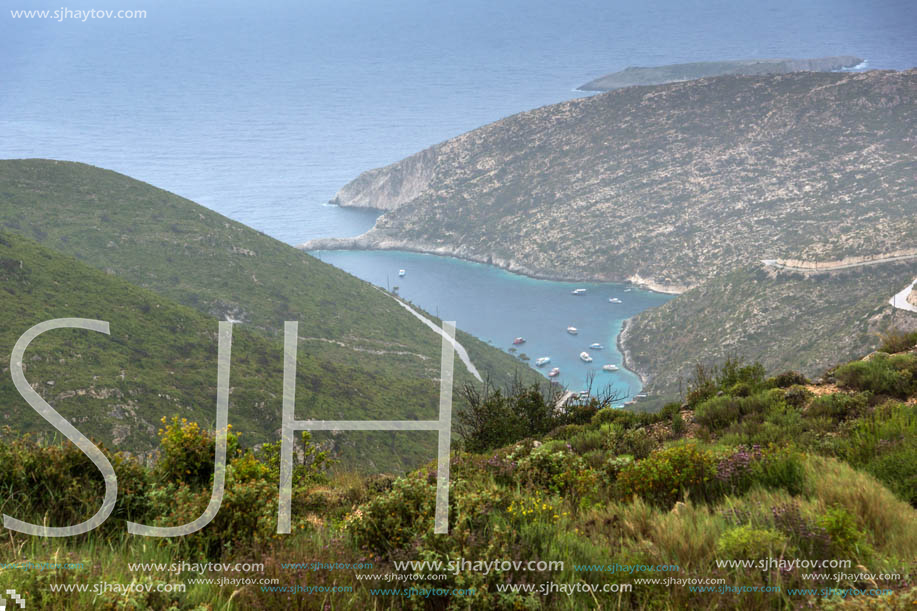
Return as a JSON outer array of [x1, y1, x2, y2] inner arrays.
[[306, 236, 674, 398], [616, 317, 648, 387], [302, 234, 688, 295]]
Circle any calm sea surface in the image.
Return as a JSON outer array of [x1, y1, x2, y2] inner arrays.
[[2, 0, 914, 391], [315, 250, 671, 397]]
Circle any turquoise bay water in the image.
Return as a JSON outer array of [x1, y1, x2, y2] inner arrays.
[[314, 250, 672, 399]]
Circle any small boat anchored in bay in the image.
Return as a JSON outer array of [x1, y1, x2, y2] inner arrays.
[[589, 343, 603, 350], [548, 367, 560, 377], [535, 356, 551, 367], [579, 351, 593, 363], [513, 337, 526, 345], [398, 269, 406, 277], [566, 326, 578, 335], [602, 364, 619, 372], [571, 288, 587, 296]]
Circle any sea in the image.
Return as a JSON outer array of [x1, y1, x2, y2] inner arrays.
[[2, 0, 914, 394]]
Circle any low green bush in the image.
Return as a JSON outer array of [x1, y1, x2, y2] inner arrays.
[[806, 392, 870, 421], [616, 443, 718, 509], [816, 507, 869, 559], [771, 371, 810, 388], [837, 402, 917, 504], [834, 353, 916, 398], [716, 525, 787, 559], [694, 391, 781, 432], [878, 328, 917, 354]]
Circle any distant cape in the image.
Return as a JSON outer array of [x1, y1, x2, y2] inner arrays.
[[578, 56, 863, 91]]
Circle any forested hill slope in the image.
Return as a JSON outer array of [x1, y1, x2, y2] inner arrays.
[[0, 159, 534, 391]]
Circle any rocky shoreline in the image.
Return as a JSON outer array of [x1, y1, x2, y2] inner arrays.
[[616, 317, 647, 388], [302, 235, 688, 294]]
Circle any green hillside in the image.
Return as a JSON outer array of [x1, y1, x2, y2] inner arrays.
[[0, 230, 458, 470], [624, 262, 917, 395], [0, 159, 534, 393]]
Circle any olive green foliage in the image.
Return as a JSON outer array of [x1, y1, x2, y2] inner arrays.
[[455, 381, 597, 452], [716, 525, 787, 559], [835, 353, 917, 398], [878, 328, 917, 354], [3, 349, 917, 610], [0, 160, 539, 471]]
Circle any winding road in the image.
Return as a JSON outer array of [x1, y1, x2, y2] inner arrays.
[[762, 256, 917, 314]]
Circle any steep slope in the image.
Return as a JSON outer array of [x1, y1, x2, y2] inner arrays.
[[0, 230, 452, 470], [0, 160, 537, 394], [312, 69, 916, 291], [624, 261, 917, 394]]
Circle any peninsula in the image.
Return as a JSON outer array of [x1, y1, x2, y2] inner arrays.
[[578, 56, 863, 91]]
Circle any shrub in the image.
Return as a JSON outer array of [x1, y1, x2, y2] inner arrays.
[[457, 382, 596, 452], [346, 473, 435, 553], [686, 358, 767, 405], [694, 391, 779, 432], [834, 353, 916, 398], [516, 443, 597, 496], [0, 431, 151, 536], [716, 525, 787, 559], [616, 443, 718, 509], [603, 454, 634, 480], [569, 429, 606, 455], [806, 392, 869, 421], [783, 385, 813, 409], [837, 402, 917, 504], [592, 408, 648, 429], [816, 507, 868, 559], [772, 371, 809, 388], [155, 416, 241, 487], [671, 412, 686, 436], [715, 444, 806, 497], [608, 427, 657, 460], [770, 502, 831, 558], [878, 328, 917, 354], [749, 445, 806, 496]]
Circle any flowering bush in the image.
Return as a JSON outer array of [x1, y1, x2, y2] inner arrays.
[[770, 502, 831, 559]]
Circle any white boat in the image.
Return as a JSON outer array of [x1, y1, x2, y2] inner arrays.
[[571, 288, 587, 296], [589, 343, 604, 350], [548, 367, 560, 377], [608, 297, 622, 304], [566, 326, 578, 335], [602, 364, 619, 372], [535, 356, 551, 367], [579, 351, 593, 363], [398, 269, 406, 277], [623, 288, 632, 292]]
